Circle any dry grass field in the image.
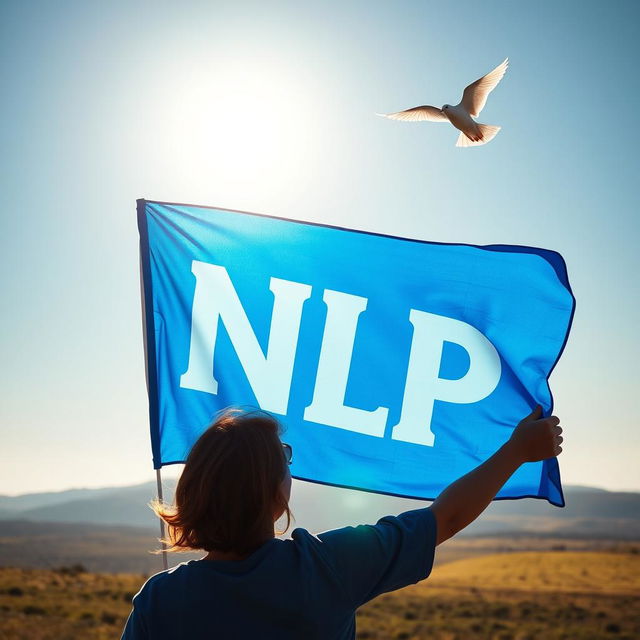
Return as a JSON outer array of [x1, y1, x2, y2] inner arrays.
[[0, 565, 142, 640], [358, 551, 640, 639], [0, 550, 638, 639], [425, 551, 640, 594]]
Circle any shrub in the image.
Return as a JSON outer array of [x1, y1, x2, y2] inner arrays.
[[23, 605, 46, 615], [493, 605, 511, 618], [101, 612, 118, 625], [56, 564, 88, 576]]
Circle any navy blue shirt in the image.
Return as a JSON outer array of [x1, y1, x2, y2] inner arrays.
[[122, 507, 437, 639]]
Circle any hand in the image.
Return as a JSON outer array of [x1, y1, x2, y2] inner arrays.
[[507, 405, 563, 464]]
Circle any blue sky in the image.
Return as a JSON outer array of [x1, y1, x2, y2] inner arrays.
[[1, 0, 638, 495]]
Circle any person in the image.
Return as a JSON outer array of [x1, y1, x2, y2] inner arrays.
[[122, 405, 562, 639]]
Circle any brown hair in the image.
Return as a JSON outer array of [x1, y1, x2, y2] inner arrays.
[[151, 408, 293, 555]]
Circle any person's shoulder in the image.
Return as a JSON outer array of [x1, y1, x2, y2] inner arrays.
[[133, 562, 192, 602], [276, 526, 318, 552], [282, 527, 337, 560], [313, 507, 436, 553], [289, 526, 319, 542], [288, 526, 344, 551]]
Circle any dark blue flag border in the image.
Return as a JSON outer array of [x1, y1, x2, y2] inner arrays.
[[137, 198, 576, 507]]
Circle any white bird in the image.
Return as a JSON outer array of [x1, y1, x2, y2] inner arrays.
[[378, 58, 509, 147]]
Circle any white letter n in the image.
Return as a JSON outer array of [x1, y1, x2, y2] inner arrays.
[[179, 261, 312, 415]]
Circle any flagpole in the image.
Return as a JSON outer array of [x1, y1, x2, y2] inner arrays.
[[139, 201, 169, 571], [156, 468, 169, 571]]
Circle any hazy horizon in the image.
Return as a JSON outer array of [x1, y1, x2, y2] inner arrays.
[[0, 473, 637, 500]]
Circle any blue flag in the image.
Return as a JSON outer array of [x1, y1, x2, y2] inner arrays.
[[138, 199, 574, 506]]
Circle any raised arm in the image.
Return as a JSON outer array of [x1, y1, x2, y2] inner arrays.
[[430, 406, 563, 545]]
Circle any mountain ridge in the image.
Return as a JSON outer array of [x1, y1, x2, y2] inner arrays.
[[0, 481, 638, 539]]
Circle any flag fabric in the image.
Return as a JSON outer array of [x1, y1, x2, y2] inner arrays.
[[138, 199, 575, 506]]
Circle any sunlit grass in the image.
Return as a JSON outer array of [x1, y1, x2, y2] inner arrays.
[[420, 551, 640, 594]]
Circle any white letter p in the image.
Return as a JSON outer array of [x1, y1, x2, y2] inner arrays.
[[392, 310, 501, 447]]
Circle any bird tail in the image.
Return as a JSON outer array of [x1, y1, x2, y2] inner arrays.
[[456, 124, 501, 147]]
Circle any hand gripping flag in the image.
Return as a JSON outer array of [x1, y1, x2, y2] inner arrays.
[[138, 200, 575, 506]]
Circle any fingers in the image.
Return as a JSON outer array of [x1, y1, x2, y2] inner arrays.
[[524, 405, 542, 422], [524, 407, 559, 426], [518, 408, 565, 460], [553, 426, 563, 455], [553, 420, 563, 455], [542, 416, 560, 433]]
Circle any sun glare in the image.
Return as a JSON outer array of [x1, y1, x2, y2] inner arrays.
[[161, 61, 317, 197]]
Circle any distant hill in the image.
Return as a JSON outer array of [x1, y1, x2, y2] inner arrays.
[[1, 483, 162, 529], [0, 520, 186, 574], [0, 486, 125, 512], [1, 479, 638, 573], [0, 481, 174, 529], [1, 481, 639, 539]]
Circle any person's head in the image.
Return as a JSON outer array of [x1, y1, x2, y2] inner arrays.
[[152, 408, 293, 556]]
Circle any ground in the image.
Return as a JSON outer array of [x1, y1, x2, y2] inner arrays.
[[0, 550, 638, 639]]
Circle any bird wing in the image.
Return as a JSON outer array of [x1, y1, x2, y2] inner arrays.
[[377, 106, 448, 123], [460, 58, 509, 117]]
